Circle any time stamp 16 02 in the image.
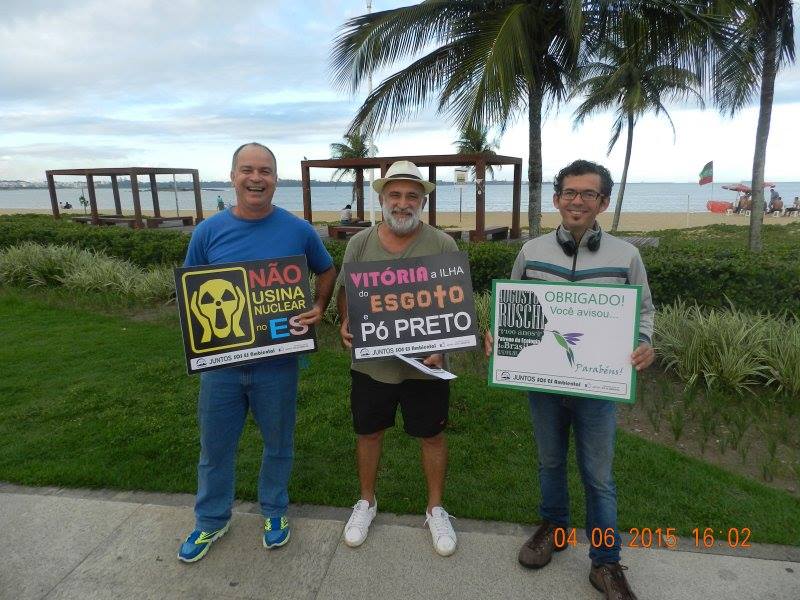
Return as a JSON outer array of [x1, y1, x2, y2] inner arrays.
[[554, 527, 753, 550]]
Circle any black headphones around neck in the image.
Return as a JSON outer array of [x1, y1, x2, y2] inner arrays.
[[557, 225, 602, 257]]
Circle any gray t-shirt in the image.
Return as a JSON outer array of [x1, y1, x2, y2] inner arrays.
[[337, 223, 459, 384]]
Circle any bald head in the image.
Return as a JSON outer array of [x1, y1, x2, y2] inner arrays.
[[231, 142, 277, 174]]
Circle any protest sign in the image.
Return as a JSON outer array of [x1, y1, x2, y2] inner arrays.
[[489, 280, 641, 403], [175, 255, 316, 373], [344, 252, 478, 361]]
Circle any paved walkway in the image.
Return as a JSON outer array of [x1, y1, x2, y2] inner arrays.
[[1, 483, 797, 600]]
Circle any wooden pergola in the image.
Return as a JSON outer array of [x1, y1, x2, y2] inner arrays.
[[300, 153, 523, 240], [46, 167, 204, 229]]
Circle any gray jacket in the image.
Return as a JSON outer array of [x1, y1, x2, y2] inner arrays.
[[510, 226, 654, 344]]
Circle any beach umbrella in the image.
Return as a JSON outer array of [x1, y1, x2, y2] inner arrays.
[[722, 183, 751, 193], [721, 182, 775, 193]]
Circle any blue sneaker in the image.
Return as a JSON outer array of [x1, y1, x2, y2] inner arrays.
[[263, 516, 291, 549], [177, 522, 230, 563]]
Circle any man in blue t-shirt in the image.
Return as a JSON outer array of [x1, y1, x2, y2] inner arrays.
[[178, 143, 336, 563]]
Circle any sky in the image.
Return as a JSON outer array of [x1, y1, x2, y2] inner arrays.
[[1, 0, 799, 184]]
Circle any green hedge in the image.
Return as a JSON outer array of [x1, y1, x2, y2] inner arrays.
[[457, 240, 522, 292], [0, 214, 188, 267], [2, 215, 798, 312], [643, 251, 800, 313]]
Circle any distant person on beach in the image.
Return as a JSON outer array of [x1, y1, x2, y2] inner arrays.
[[783, 196, 799, 216], [178, 142, 336, 563], [770, 186, 779, 201], [339, 203, 353, 224], [767, 195, 783, 215], [337, 160, 459, 557], [735, 193, 752, 214], [60, 201, 72, 210], [216, 195, 225, 211], [484, 159, 654, 600]]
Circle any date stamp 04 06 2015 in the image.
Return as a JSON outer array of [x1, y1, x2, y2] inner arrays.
[[554, 527, 753, 550]]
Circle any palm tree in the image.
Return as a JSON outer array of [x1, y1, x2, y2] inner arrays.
[[712, 2, 795, 252], [329, 132, 374, 204], [454, 124, 500, 180], [571, 13, 703, 233], [330, 1, 726, 238]]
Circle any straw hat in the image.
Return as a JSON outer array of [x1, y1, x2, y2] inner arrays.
[[372, 160, 436, 194]]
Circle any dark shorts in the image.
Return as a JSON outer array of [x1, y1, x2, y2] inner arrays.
[[350, 370, 449, 438]]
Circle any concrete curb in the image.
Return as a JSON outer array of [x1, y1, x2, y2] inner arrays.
[[3, 482, 798, 563]]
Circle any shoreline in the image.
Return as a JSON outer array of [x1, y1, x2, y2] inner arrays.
[[2, 208, 796, 231]]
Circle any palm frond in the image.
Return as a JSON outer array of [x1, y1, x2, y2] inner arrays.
[[346, 43, 461, 137], [331, 1, 460, 92]]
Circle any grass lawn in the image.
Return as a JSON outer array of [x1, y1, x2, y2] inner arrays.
[[1, 288, 798, 546]]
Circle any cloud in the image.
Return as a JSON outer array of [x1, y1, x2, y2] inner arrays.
[[0, 99, 365, 143], [0, 0, 798, 182], [0, 142, 134, 160], [0, 0, 336, 106]]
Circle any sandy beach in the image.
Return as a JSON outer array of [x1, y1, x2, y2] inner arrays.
[[5, 208, 795, 232], [304, 210, 798, 232]]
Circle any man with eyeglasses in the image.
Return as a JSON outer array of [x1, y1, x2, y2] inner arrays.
[[485, 160, 654, 600]]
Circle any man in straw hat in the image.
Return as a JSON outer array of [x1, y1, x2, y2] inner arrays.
[[336, 160, 459, 556]]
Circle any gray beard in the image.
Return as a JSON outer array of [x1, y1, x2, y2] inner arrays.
[[382, 206, 422, 235]]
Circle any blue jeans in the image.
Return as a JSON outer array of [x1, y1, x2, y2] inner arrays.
[[194, 358, 298, 530], [528, 392, 621, 564]]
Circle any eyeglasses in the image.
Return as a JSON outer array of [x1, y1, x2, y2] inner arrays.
[[560, 189, 603, 202]]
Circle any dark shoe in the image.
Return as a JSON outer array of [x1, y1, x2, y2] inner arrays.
[[589, 562, 638, 600], [517, 520, 567, 569]]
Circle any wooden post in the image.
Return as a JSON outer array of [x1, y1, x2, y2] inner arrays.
[[475, 159, 486, 240], [355, 168, 365, 221], [380, 163, 389, 177], [511, 162, 522, 239], [86, 174, 100, 224], [301, 162, 312, 223], [130, 170, 144, 228], [149, 173, 161, 217], [111, 175, 122, 215], [47, 172, 60, 219], [428, 165, 437, 226], [191, 170, 204, 224]]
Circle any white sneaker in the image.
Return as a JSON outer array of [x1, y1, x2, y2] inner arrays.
[[425, 506, 457, 556], [344, 498, 377, 547]]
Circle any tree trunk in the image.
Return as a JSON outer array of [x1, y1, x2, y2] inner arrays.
[[528, 83, 544, 238], [611, 113, 635, 233], [748, 7, 778, 253]]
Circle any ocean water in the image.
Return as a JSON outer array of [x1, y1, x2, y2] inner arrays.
[[2, 181, 799, 215]]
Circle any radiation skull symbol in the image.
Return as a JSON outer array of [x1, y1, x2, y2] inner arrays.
[[190, 278, 247, 343]]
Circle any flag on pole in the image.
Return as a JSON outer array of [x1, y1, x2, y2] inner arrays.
[[698, 161, 713, 185]]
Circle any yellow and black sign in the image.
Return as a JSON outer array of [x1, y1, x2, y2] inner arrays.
[[175, 255, 316, 374], [181, 266, 256, 354]]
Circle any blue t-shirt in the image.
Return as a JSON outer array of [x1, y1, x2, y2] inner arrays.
[[184, 206, 333, 273], [183, 206, 333, 370]]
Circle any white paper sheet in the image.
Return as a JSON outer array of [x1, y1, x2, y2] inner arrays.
[[396, 353, 457, 380]]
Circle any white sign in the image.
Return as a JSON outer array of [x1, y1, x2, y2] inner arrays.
[[488, 280, 641, 403], [454, 167, 468, 186]]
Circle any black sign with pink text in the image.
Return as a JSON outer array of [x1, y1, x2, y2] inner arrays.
[[344, 252, 478, 361], [175, 255, 316, 373]]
